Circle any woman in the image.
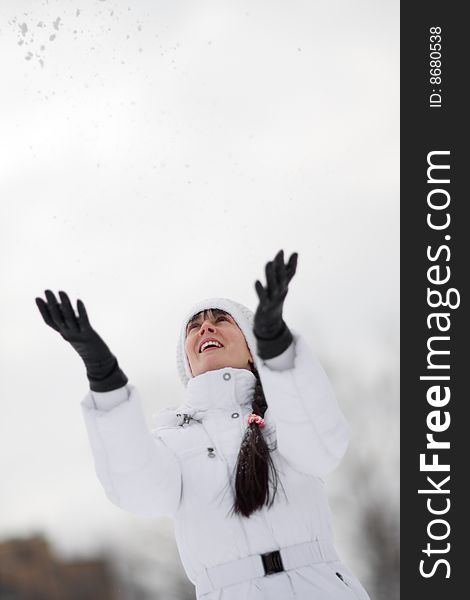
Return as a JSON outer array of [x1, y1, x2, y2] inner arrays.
[[35, 250, 371, 599]]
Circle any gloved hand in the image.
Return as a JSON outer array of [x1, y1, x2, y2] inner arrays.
[[254, 249, 298, 359], [35, 290, 128, 392]]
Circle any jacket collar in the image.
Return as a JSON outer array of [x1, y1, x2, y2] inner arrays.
[[180, 367, 256, 417]]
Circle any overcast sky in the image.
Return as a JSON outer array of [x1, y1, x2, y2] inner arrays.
[[0, 0, 398, 583]]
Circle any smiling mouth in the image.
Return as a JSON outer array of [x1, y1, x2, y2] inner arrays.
[[199, 339, 224, 353]]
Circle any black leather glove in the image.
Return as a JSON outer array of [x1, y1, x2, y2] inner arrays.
[[253, 249, 298, 359], [35, 290, 128, 392]]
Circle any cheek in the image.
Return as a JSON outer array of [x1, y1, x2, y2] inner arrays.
[[184, 338, 195, 360], [232, 333, 250, 358]]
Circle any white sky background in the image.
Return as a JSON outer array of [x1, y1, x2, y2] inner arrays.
[[0, 0, 399, 585]]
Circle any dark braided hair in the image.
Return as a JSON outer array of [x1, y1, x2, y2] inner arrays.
[[232, 363, 280, 517]]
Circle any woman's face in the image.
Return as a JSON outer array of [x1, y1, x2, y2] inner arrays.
[[185, 309, 253, 377]]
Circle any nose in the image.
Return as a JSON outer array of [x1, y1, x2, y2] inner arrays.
[[198, 320, 216, 335]]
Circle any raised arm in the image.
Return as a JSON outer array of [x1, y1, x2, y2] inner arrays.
[[253, 252, 350, 478], [35, 291, 181, 517]]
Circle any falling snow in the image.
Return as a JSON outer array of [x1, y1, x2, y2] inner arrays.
[[8, 3, 178, 72]]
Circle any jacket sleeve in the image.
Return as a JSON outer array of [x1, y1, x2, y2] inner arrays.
[[80, 384, 182, 518], [257, 331, 351, 478]]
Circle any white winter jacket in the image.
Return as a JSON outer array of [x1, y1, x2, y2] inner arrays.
[[81, 330, 371, 600]]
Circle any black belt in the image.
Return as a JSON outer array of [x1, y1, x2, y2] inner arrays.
[[196, 538, 340, 595]]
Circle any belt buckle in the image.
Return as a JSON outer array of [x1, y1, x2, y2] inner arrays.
[[261, 550, 284, 575]]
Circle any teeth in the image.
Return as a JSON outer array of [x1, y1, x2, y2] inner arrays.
[[200, 340, 222, 352]]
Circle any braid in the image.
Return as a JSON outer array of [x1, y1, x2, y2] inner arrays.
[[251, 374, 268, 420], [232, 364, 280, 517]]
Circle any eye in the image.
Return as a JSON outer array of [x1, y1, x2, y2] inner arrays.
[[216, 316, 229, 323], [187, 322, 199, 332]]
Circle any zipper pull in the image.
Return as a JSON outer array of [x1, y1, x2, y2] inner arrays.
[[336, 572, 349, 587]]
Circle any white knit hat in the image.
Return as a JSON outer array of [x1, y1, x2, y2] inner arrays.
[[176, 297, 259, 386]]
